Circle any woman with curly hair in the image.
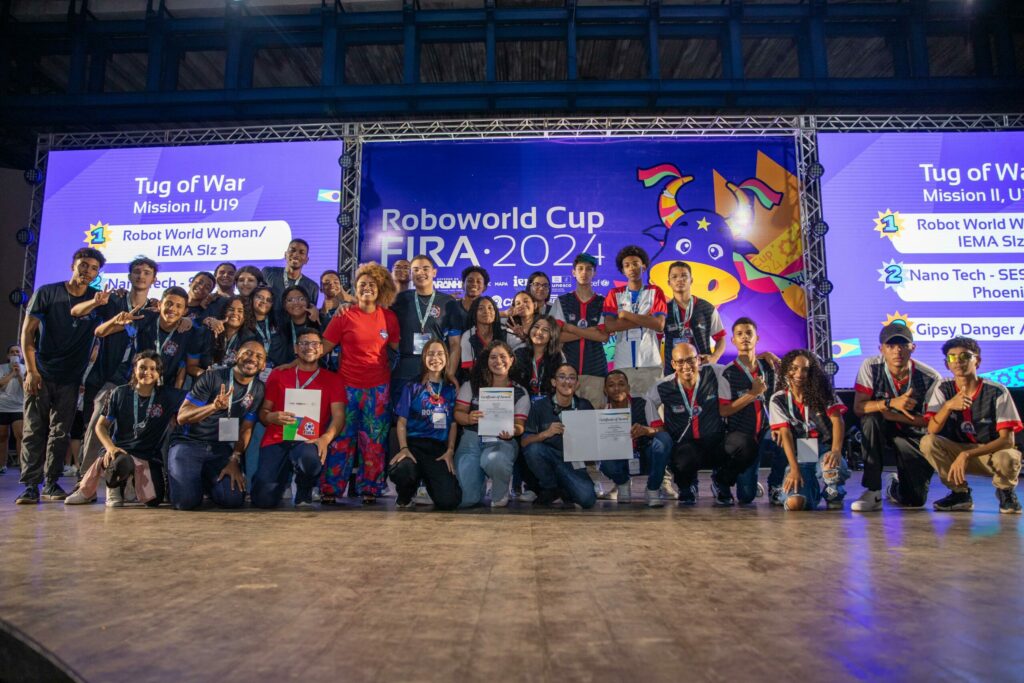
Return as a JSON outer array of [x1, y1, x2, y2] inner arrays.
[[321, 262, 399, 504], [234, 265, 267, 301], [209, 296, 255, 366], [511, 315, 565, 400], [454, 340, 529, 508], [455, 296, 507, 385], [768, 349, 850, 511]]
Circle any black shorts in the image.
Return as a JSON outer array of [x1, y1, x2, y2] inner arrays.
[[0, 411, 22, 426], [70, 410, 85, 441]]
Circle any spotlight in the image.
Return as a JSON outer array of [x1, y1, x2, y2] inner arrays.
[[338, 213, 352, 229], [339, 154, 353, 170], [23, 168, 44, 185], [811, 221, 829, 237], [806, 162, 824, 181], [8, 288, 28, 307], [823, 359, 839, 376], [15, 227, 37, 246], [815, 277, 833, 296]]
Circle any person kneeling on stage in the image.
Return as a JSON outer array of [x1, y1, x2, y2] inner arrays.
[[64, 351, 176, 507], [252, 328, 344, 510], [454, 341, 529, 508], [521, 364, 597, 508], [769, 350, 849, 511], [649, 343, 753, 506], [390, 339, 462, 510], [167, 340, 267, 511], [921, 336, 1023, 514], [850, 323, 942, 511], [597, 370, 670, 507]]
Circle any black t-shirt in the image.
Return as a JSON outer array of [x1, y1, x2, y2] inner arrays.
[[391, 289, 457, 380], [28, 282, 104, 384], [172, 367, 265, 444], [123, 311, 203, 387], [218, 329, 258, 367], [720, 359, 777, 436], [552, 291, 607, 378], [854, 357, 942, 438], [85, 293, 133, 389], [662, 296, 725, 375], [445, 298, 472, 340], [262, 266, 319, 314], [524, 395, 594, 451], [268, 318, 320, 368], [250, 318, 280, 368], [623, 395, 662, 452], [924, 379, 1023, 445], [103, 384, 178, 460], [648, 365, 725, 442]]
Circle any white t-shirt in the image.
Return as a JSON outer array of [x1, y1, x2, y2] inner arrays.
[[0, 363, 25, 414]]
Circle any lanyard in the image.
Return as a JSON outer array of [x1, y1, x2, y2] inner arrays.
[[226, 371, 255, 409], [677, 373, 700, 416], [133, 389, 155, 432], [629, 288, 642, 315], [672, 296, 694, 330], [787, 391, 813, 433], [531, 355, 543, 386], [552, 396, 576, 416], [155, 328, 175, 355], [295, 367, 320, 389], [734, 359, 767, 428], [883, 363, 911, 397], [415, 292, 437, 333], [290, 320, 299, 348], [225, 331, 241, 353], [255, 319, 271, 350], [426, 380, 446, 407]]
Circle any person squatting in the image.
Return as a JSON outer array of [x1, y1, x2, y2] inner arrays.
[[11, 241, 1022, 515]]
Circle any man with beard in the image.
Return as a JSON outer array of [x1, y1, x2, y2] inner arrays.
[[167, 340, 267, 510]]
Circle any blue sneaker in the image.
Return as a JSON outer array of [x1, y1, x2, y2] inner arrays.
[[678, 483, 698, 506]]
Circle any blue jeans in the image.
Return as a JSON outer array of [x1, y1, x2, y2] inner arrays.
[[245, 423, 266, 483], [778, 444, 851, 510], [599, 431, 672, 491], [251, 441, 324, 509], [735, 435, 787, 503], [524, 442, 597, 508], [455, 432, 517, 507], [167, 441, 245, 511]]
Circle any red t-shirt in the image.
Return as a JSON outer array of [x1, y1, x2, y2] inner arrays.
[[261, 366, 345, 447], [324, 305, 400, 388]]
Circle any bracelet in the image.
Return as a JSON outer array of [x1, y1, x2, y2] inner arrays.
[[884, 398, 892, 411], [229, 453, 242, 464]]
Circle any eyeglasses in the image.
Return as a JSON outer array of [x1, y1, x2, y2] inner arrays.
[[285, 297, 307, 305], [529, 282, 550, 289], [671, 358, 699, 366], [554, 374, 578, 382], [946, 352, 977, 364], [296, 341, 322, 348]]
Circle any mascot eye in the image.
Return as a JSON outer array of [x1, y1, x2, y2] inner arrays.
[[708, 244, 724, 260], [674, 238, 692, 255]]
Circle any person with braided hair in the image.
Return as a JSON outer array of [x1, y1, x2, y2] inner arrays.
[[768, 350, 850, 511]]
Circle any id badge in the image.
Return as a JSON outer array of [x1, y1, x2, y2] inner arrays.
[[628, 452, 641, 475], [624, 327, 643, 343], [218, 417, 239, 442], [413, 333, 431, 355], [796, 438, 819, 464], [431, 411, 447, 430]]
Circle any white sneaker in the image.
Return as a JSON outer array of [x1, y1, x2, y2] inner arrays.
[[490, 495, 509, 508], [64, 489, 96, 505], [617, 480, 632, 503], [850, 489, 882, 512], [646, 488, 664, 508], [756, 482, 765, 498], [62, 465, 78, 478], [518, 490, 537, 503], [660, 475, 679, 500], [413, 486, 433, 505], [105, 485, 124, 508], [597, 484, 618, 501], [311, 488, 322, 503]]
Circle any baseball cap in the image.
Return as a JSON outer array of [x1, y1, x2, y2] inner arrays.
[[879, 322, 913, 344]]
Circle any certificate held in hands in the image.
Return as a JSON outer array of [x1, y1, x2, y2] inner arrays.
[[478, 387, 515, 437], [562, 409, 632, 462], [284, 388, 322, 441]]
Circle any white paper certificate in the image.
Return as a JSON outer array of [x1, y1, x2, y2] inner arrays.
[[284, 388, 322, 442], [562, 408, 633, 462], [478, 387, 514, 437]]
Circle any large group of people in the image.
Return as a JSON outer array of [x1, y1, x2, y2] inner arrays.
[[5, 239, 1022, 515]]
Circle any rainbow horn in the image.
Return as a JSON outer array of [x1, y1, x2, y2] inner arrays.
[[637, 163, 694, 229]]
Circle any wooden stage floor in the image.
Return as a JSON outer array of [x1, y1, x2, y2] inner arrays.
[[1, 470, 1021, 682]]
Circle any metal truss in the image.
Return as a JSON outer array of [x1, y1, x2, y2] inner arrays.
[[809, 114, 1024, 132], [339, 135, 361, 289], [795, 126, 832, 372]]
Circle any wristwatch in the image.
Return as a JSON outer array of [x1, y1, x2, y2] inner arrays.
[[884, 398, 892, 411]]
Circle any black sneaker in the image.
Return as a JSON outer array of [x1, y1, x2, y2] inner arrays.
[[885, 475, 903, 506], [15, 486, 39, 504], [41, 483, 68, 501], [933, 488, 973, 512], [997, 488, 1022, 515], [534, 489, 561, 507], [294, 487, 314, 510], [679, 484, 697, 506], [712, 477, 734, 507]]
